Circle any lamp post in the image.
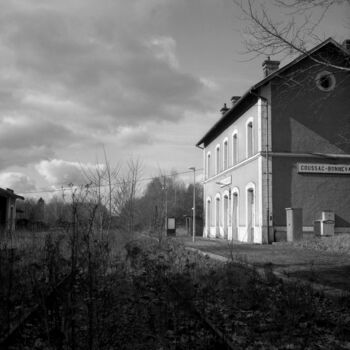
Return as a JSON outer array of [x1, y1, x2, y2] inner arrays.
[[189, 167, 196, 242], [162, 176, 168, 239]]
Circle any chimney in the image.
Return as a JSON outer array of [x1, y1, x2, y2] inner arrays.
[[220, 103, 229, 116], [231, 96, 241, 106], [342, 39, 350, 52], [262, 56, 280, 77]]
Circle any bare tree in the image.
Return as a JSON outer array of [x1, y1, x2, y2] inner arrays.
[[233, 0, 350, 71], [113, 158, 142, 238]]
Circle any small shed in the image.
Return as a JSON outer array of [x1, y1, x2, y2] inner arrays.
[[0, 188, 24, 238]]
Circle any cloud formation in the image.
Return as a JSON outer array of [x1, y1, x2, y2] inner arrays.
[[36, 159, 105, 186], [0, 172, 36, 193], [0, 0, 213, 174]]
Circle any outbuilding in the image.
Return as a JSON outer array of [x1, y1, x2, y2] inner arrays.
[[0, 187, 24, 239]]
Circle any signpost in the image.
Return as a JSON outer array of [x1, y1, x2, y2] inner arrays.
[[298, 163, 350, 175]]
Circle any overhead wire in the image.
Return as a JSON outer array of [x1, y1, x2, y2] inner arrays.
[[18, 168, 204, 195]]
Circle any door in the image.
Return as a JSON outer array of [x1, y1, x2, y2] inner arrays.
[[232, 193, 238, 240], [247, 189, 254, 242], [215, 198, 220, 238], [207, 200, 211, 236], [223, 195, 229, 239]]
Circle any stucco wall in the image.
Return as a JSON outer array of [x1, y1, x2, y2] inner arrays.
[[204, 102, 260, 179], [271, 53, 350, 155], [270, 47, 350, 229], [273, 157, 350, 227]]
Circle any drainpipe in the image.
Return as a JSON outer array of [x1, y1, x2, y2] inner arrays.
[[249, 91, 271, 243]]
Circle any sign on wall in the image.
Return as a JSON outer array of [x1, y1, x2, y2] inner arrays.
[[298, 163, 350, 175], [217, 176, 232, 187]]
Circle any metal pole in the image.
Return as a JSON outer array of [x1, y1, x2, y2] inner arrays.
[[192, 168, 196, 242], [163, 176, 167, 238]]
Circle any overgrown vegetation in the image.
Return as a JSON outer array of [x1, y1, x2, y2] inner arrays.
[[291, 234, 350, 255], [1, 231, 350, 349]]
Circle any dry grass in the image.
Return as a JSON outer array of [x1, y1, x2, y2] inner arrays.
[[291, 234, 350, 255]]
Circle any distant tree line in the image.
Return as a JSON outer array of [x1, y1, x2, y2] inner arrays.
[[16, 171, 203, 235]]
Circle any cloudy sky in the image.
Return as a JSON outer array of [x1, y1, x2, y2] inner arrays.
[[0, 0, 349, 197]]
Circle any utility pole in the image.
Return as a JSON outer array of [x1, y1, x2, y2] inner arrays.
[[189, 167, 196, 242], [163, 176, 168, 238]]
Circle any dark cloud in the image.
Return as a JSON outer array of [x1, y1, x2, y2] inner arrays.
[[0, 1, 210, 128], [0, 1, 215, 174], [0, 117, 84, 149]]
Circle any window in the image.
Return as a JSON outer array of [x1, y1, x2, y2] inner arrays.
[[216, 145, 220, 174], [207, 153, 211, 178], [247, 121, 253, 158], [215, 195, 221, 227], [223, 139, 228, 170], [316, 71, 336, 92], [232, 132, 238, 165], [206, 198, 211, 226]]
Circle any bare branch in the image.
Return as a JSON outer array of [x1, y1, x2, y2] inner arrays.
[[233, 0, 350, 71]]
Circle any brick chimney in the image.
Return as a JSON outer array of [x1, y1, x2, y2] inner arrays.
[[342, 39, 350, 52], [231, 96, 241, 106], [262, 57, 280, 77], [220, 103, 229, 115]]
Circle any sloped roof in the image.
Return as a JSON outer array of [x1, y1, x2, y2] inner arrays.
[[196, 38, 349, 147], [0, 187, 24, 200]]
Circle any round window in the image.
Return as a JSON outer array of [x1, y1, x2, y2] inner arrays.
[[315, 71, 336, 92]]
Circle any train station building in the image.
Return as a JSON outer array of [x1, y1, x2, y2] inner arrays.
[[196, 38, 350, 243]]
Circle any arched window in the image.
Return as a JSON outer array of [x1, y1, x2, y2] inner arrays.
[[207, 152, 211, 178], [215, 194, 221, 228], [231, 189, 239, 240], [223, 138, 228, 170], [232, 132, 238, 165], [246, 183, 256, 243], [216, 145, 221, 174], [206, 198, 212, 227], [223, 191, 230, 239], [247, 120, 253, 158]]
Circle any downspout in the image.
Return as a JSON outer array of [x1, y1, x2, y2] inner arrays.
[[196, 143, 205, 237], [249, 90, 271, 243]]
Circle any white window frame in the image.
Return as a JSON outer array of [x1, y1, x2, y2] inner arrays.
[[206, 196, 212, 226], [215, 144, 221, 174], [231, 187, 240, 228], [206, 152, 211, 179], [245, 182, 256, 227], [215, 193, 221, 227], [246, 117, 254, 158], [223, 137, 229, 170], [232, 130, 238, 166]]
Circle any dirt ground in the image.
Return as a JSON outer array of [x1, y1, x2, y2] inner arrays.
[[177, 236, 350, 292]]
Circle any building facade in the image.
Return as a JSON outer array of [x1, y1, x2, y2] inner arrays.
[[197, 38, 350, 243]]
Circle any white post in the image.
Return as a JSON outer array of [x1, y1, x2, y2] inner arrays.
[[189, 167, 196, 242]]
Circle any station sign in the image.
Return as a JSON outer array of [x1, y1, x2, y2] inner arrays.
[[298, 163, 350, 175], [217, 176, 232, 187]]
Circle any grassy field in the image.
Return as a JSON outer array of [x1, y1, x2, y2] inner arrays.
[[291, 233, 350, 255], [179, 234, 350, 292]]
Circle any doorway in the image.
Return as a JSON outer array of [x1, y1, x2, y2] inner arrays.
[[232, 192, 238, 240], [223, 194, 229, 239], [247, 188, 254, 242], [215, 197, 220, 238]]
